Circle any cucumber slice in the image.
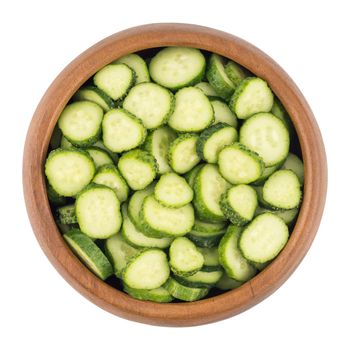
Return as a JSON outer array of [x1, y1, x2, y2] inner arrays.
[[102, 109, 146, 153], [123, 82, 174, 129], [114, 53, 150, 84], [169, 237, 204, 277], [197, 123, 238, 163], [240, 112, 290, 166], [46, 182, 66, 206], [118, 149, 157, 190], [168, 133, 201, 174], [254, 206, 299, 225], [45, 148, 95, 197], [121, 204, 172, 249], [122, 249, 170, 289], [193, 164, 231, 222], [149, 47, 205, 90], [60, 135, 73, 149], [76, 184, 122, 239], [123, 285, 173, 303], [195, 82, 219, 97], [72, 86, 115, 112], [198, 247, 220, 267], [220, 185, 258, 226], [218, 143, 264, 184], [187, 230, 225, 248], [140, 195, 194, 238], [206, 54, 235, 99], [64, 230, 113, 280], [105, 234, 139, 278], [154, 173, 193, 208], [229, 77, 274, 119], [211, 99, 238, 128], [92, 164, 129, 203], [280, 153, 304, 184], [58, 101, 103, 147], [218, 225, 257, 282], [224, 61, 247, 88], [239, 213, 289, 263], [163, 277, 209, 301], [85, 146, 114, 168], [262, 169, 302, 209], [143, 126, 177, 174], [252, 162, 282, 186], [57, 204, 77, 225], [168, 87, 214, 132], [93, 63, 135, 100], [215, 273, 243, 290], [184, 164, 204, 187], [175, 268, 223, 288], [128, 184, 155, 229]]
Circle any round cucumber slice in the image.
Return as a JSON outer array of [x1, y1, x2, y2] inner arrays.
[[149, 47, 206, 90], [262, 169, 302, 209], [123, 249, 170, 289], [76, 184, 122, 239], [230, 77, 274, 119], [123, 82, 174, 129], [102, 109, 146, 153], [239, 213, 289, 263], [218, 143, 264, 184], [58, 101, 103, 147], [169, 237, 204, 277], [239, 112, 290, 167], [118, 149, 157, 191], [168, 87, 214, 132], [45, 148, 95, 197], [94, 63, 135, 100], [154, 172, 193, 208]]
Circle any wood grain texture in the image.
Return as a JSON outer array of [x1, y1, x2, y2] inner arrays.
[[22, 23, 327, 327]]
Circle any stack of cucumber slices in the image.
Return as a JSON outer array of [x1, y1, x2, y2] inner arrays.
[[46, 47, 304, 303]]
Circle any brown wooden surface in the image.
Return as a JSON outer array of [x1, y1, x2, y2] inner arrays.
[[22, 23, 327, 327]]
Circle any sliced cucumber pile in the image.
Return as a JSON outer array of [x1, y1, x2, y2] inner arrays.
[[46, 47, 304, 303]]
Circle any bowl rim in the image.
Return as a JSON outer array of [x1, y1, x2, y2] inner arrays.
[[23, 23, 327, 327]]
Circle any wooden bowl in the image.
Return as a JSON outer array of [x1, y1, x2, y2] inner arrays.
[[23, 23, 327, 326]]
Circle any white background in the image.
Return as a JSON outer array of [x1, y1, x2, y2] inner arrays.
[[1, 0, 348, 349]]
